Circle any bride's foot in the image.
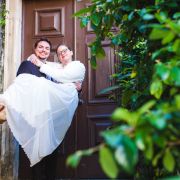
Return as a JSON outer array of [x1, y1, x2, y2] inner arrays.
[[0, 105, 6, 124]]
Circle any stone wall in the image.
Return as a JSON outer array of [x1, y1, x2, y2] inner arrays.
[[0, 0, 6, 179], [0, 0, 22, 179], [0, 1, 19, 179], [0, 0, 4, 93]]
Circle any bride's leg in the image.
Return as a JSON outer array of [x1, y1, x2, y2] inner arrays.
[[0, 105, 6, 124]]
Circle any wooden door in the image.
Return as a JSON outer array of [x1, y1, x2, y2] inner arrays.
[[20, 0, 116, 179]]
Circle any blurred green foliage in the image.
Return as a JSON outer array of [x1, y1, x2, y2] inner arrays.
[[67, 0, 180, 178]]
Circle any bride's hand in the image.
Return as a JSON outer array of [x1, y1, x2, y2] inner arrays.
[[27, 54, 37, 61], [27, 54, 43, 67], [31, 59, 43, 67]]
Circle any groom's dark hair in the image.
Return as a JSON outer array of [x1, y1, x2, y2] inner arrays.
[[34, 38, 52, 50]]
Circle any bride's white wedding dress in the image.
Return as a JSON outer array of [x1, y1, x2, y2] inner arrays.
[[0, 60, 85, 166]]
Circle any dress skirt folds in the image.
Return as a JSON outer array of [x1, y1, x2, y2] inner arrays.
[[0, 74, 78, 166]]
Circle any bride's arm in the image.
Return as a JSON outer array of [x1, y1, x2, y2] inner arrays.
[[27, 54, 37, 61], [39, 61, 85, 83], [29, 56, 44, 67]]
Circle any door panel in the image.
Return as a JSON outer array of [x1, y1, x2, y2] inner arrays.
[[22, 0, 73, 62], [20, 0, 116, 179], [79, 18, 117, 178]]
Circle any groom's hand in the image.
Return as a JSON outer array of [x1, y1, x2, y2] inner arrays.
[[74, 82, 82, 91]]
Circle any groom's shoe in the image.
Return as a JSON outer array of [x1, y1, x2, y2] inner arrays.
[[0, 105, 6, 124]]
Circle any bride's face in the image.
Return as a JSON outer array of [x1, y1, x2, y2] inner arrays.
[[57, 45, 73, 65], [35, 41, 51, 60]]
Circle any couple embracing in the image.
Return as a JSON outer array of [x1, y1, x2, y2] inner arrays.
[[0, 38, 85, 166]]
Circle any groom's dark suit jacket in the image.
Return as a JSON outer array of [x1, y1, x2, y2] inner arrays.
[[17, 60, 46, 77]]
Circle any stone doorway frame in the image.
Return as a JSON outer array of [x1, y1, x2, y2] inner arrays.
[[1, 1, 22, 179], [1, 0, 84, 179]]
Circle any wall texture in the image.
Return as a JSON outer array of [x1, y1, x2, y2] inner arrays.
[[0, 0, 21, 179], [0, 0, 4, 93]]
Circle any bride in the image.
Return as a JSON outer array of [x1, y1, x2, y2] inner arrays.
[[0, 43, 85, 167]]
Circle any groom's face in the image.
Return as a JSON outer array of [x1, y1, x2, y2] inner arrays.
[[34, 41, 50, 60]]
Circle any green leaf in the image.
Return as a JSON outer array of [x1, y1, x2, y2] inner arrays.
[[112, 108, 139, 126], [170, 87, 178, 96], [152, 151, 163, 166], [112, 33, 128, 45], [91, 12, 102, 26], [162, 31, 175, 44], [172, 39, 180, 55], [121, 90, 133, 107], [135, 133, 145, 150], [101, 128, 124, 148], [144, 136, 153, 160], [90, 43, 97, 56], [67, 148, 94, 168], [115, 136, 138, 173], [173, 12, 180, 19], [156, 63, 170, 81], [154, 136, 166, 148], [163, 149, 175, 172], [142, 14, 154, 20], [151, 48, 165, 60], [175, 95, 180, 109], [80, 16, 89, 28], [121, 5, 133, 12], [128, 11, 134, 21], [99, 146, 119, 179], [168, 21, 180, 34], [73, 6, 93, 17], [138, 100, 156, 115], [138, 8, 147, 17], [91, 22, 98, 31], [152, 116, 166, 129], [149, 29, 169, 40], [155, 12, 168, 23], [169, 67, 180, 86], [98, 85, 119, 95], [112, 108, 131, 121], [148, 111, 170, 130], [90, 56, 97, 69], [66, 151, 82, 168], [150, 79, 163, 99], [96, 46, 106, 59], [104, 15, 114, 29], [130, 70, 137, 78]]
